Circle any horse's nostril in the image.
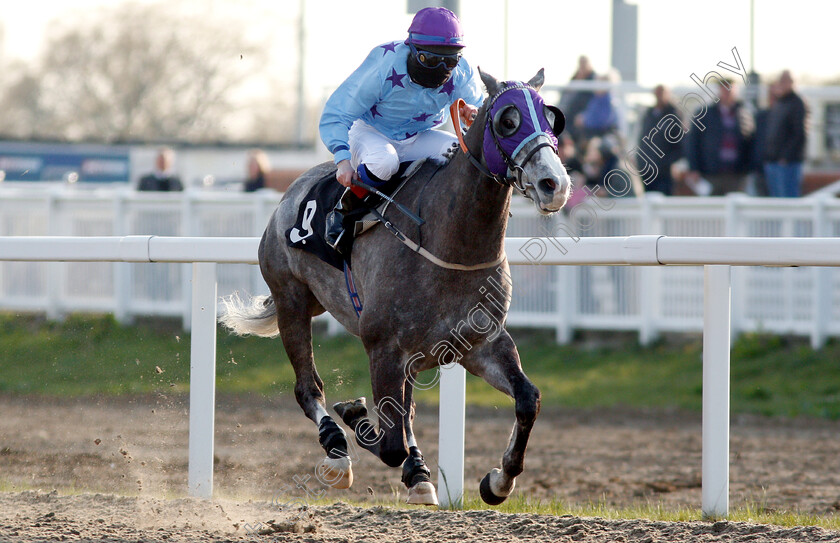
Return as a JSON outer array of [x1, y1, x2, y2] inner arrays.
[[538, 178, 556, 193]]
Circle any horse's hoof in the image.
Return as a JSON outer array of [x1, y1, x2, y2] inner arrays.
[[333, 397, 368, 426], [316, 456, 353, 489], [406, 481, 438, 506], [479, 469, 514, 506]]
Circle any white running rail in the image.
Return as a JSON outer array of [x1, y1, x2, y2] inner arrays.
[[3, 234, 840, 517]]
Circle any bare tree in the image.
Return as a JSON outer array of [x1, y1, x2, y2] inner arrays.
[[1, 1, 271, 142]]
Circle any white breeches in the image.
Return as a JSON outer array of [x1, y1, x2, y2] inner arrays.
[[348, 120, 457, 180]]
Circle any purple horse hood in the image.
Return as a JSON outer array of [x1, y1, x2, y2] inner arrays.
[[484, 82, 559, 177]]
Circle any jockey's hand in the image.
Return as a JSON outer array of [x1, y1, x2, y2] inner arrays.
[[336, 160, 355, 188], [460, 104, 479, 126]]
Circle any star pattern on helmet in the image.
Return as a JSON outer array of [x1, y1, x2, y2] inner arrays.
[[413, 112, 432, 122], [380, 42, 398, 55], [386, 68, 406, 89], [438, 78, 455, 96]]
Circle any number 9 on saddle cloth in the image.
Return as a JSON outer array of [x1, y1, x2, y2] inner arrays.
[[285, 161, 422, 271]]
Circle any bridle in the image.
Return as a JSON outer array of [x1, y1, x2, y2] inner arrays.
[[450, 82, 561, 198]]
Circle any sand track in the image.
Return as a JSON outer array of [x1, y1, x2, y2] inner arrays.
[[1, 393, 839, 542]]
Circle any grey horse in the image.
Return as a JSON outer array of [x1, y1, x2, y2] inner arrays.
[[221, 68, 571, 506]]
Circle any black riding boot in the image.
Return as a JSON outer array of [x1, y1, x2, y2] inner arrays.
[[325, 188, 365, 254]]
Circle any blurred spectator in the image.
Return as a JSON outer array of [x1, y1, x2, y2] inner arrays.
[[243, 149, 270, 192], [557, 133, 583, 178], [749, 81, 780, 196], [582, 136, 620, 193], [685, 80, 754, 195], [558, 133, 587, 209], [577, 134, 631, 315], [672, 158, 712, 196], [763, 70, 807, 197], [637, 85, 683, 195], [137, 147, 183, 191], [575, 73, 619, 142], [559, 55, 596, 140]]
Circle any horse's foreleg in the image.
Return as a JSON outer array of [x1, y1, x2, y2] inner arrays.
[[463, 332, 540, 505], [273, 284, 352, 489]]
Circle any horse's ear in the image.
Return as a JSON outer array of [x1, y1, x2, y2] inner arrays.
[[528, 68, 545, 91], [478, 67, 499, 96]]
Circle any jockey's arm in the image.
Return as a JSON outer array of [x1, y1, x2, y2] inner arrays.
[[319, 47, 384, 170]]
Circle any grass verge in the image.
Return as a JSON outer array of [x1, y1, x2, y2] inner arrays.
[[2, 313, 840, 419]]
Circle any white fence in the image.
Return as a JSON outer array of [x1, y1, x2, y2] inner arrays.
[[3, 187, 840, 347], [4, 234, 840, 518]]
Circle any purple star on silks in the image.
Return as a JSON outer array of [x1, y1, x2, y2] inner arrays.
[[413, 112, 432, 122], [380, 42, 398, 55], [405, 132, 417, 139], [386, 68, 406, 89], [370, 105, 381, 118], [432, 119, 443, 126], [438, 78, 455, 96]]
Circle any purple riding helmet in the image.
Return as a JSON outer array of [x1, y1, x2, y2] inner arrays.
[[483, 82, 566, 178], [406, 7, 465, 48]]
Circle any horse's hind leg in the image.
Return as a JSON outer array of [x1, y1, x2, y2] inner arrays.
[[271, 278, 353, 489], [333, 376, 436, 505], [401, 384, 437, 505], [333, 343, 409, 468], [463, 331, 541, 505]]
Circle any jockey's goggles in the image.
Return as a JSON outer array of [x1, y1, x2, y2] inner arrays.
[[409, 43, 461, 70]]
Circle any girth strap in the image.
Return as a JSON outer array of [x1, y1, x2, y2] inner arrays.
[[343, 261, 363, 317]]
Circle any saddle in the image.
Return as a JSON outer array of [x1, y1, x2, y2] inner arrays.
[[285, 160, 425, 271]]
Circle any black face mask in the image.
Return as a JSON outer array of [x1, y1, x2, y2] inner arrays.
[[407, 54, 453, 89]]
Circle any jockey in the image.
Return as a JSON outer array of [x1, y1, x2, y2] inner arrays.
[[319, 6, 484, 252]]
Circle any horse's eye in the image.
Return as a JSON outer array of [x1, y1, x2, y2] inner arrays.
[[493, 105, 521, 138]]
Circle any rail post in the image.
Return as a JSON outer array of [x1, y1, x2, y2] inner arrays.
[[438, 363, 466, 508], [188, 262, 218, 498], [702, 264, 731, 517]]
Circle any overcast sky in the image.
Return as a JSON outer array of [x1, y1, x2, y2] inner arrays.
[[2, 0, 836, 92]]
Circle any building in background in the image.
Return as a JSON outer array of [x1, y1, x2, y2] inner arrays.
[[611, 0, 638, 83]]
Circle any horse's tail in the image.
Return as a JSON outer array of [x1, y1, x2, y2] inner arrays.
[[219, 292, 279, 337]]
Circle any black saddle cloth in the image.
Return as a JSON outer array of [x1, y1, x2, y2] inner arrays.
[[284, 163, 413, 271]]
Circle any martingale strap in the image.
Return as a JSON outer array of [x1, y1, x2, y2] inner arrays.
[[399, 233, 507, 271], [369, 206, 506, 272]]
